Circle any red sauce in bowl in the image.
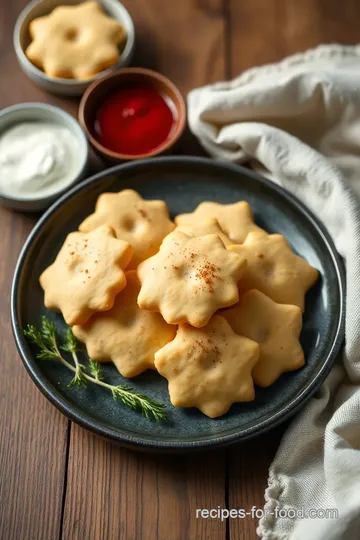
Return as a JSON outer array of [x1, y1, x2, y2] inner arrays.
[[93, 86, 177, 156]]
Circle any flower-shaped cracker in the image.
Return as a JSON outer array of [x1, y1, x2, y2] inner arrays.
[[176, 218, 232, 246], [137, 230, 246, 327], [223, 290, 304, 387], [228, 232, 319, 311], [79, 189, 174, 268], [40, 225, 132, 325], [26, 1, 126, 79], [175, 200, 265, 243], [73, 272, 176, 377], [155, 315, 259, 418]]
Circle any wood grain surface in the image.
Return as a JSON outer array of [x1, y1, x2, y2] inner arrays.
[[63, 426, 227, 540], [1, 1, 358, 539], [0, 2, 74, 540]]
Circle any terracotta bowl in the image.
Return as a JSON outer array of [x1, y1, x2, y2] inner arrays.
[[78, 68, 186, 162]]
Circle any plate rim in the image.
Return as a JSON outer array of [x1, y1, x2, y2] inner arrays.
[[11, 156, 346, 451]]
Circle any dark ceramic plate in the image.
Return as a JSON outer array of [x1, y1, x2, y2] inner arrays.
[[11, 157, 345, 451]]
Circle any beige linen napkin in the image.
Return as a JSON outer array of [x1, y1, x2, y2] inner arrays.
[[188, 44, 360, 540]]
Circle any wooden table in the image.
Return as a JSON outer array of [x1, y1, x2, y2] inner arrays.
[[1, 1, 358, 539]]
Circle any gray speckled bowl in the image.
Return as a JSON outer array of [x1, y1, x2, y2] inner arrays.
[[14, 0, 135, 96], [11, 157, 345, 451], [0, 103, 88, 212]]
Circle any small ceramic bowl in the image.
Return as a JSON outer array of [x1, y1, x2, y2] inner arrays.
[[79, 67, 186, 162], [14, 0, 135, 97], [0, 103, 88, 212]]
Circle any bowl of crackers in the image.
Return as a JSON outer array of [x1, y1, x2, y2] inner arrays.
[[14, 0, 135, 96]]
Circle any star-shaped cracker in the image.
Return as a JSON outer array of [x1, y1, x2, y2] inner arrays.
[[176, 218, 232, 247], [26, 1, 126, 79], [40, 225, 132, 325], [223, 290, 304, 387], [73, 272, 176, 377], [79, 189, 174, 269], [175, 201, 265, 243], [229, 232, 319, 311], [137, 230, 246, 327], [154, 315, 259, 418]]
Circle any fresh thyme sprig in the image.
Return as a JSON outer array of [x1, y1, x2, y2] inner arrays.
[[24, 317, 167, 422]]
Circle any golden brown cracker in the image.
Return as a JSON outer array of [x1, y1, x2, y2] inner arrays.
[[40, 225, 132, 325], [223, 290, 304, 387], [155, 315, 259, 418], [79, 189, 175, 268], [137, 230, 246, 327], [26, 1, 126, 79], [175, 200, 265, 243], [228, 232, 319, 311]]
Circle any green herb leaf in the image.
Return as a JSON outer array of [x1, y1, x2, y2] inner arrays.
[[68, 366, 88, 389], [111, 385, 167, 422], [61, 327, 79, 353], [88, 359, 103, 381], [41, 316, 59, 354], [24, 321, 58, 360]]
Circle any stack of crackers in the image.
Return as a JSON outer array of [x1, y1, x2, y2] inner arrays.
[[40, 189, 318, 418]]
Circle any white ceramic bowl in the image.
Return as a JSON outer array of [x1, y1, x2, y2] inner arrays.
[[0, 103, 89, 211], [14, 0, 135, 96]]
